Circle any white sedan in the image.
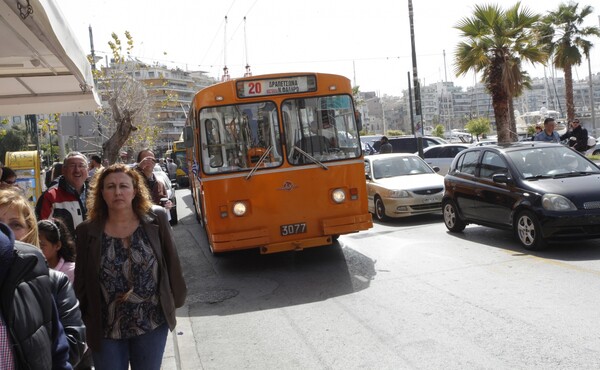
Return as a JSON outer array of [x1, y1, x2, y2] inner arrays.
[[365, 153, 445, 221], [420, 144, 470, 175]]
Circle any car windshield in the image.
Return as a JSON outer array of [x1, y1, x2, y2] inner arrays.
[[507, 146, 600, 179], [372, 156, 434, 179]]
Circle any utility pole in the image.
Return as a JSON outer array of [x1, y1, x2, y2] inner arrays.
[[589, 52, 596, 135], [408, 0, 424, 157]]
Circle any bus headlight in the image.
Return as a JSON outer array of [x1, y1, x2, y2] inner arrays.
[[332, 188, 346, 203], [232, 202, 247, 216]]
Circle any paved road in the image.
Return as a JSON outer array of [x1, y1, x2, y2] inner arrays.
[[162, 188, 600, 370]]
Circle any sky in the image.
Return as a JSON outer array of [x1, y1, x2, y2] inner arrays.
[[57, 0, 600, 97]]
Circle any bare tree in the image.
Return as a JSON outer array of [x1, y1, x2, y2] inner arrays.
[[91, 32, 159, 164]]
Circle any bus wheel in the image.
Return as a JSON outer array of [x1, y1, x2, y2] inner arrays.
[[374, 196, 389, 221], [332, 234, 340, 242]]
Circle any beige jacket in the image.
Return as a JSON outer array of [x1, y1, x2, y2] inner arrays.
[[74, 205, 187, 350]]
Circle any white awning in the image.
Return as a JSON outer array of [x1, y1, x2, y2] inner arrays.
[[0, 0, 100, 115]]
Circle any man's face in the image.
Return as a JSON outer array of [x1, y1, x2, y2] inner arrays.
[[544, 122, 555, 132], [63, 156, 88, 190], [138, 151, 157, 172]]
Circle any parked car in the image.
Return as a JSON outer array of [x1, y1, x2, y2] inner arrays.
[[371, 135, 446, 154], [365, 153, 445, 221], [153, 164, 178, 225], [442, 142, 600, 250], [421, 144, 470, 175]]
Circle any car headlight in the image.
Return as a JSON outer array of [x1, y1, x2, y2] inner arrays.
[[332, 188, 346, 203], [542, 194, 576, 211], [389, 190, 410, 198], [232, 202, 247, 216]]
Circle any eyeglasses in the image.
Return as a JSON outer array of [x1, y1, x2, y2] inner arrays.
[[66, 164, 88, 170]]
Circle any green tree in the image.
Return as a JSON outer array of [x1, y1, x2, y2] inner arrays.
[[386, 130, 404, 136], [465, 117, 491, 141], [454, 3, 547, 143], [432, 124, 445, 138], [0, 125, 28, 162], [537, 2, 600, 122]]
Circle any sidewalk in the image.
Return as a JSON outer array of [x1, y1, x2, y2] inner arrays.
[[162, 305, 201, 370]]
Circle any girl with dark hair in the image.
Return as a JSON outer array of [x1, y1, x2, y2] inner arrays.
[[38, 218, 76, 282]]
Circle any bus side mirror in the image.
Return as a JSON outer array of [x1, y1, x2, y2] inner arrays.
[[355, 110, 362, 131], [183, 127, 193, 148]]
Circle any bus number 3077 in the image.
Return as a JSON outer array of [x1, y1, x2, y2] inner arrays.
[[280, 223, 307, 236]]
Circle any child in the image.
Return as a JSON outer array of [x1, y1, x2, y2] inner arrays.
[[38, 218, 76, 282]]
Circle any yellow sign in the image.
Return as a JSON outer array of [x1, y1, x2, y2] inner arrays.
[[4, 151, 42, 204]]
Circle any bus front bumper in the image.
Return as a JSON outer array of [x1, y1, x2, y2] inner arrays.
[[210, 213, 373, 254]]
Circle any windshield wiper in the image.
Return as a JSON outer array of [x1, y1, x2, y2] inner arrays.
[[524, 174, 554, 180], [552, 171, 596, 179], [245, 146, 273, 180], [290, 146, 328, 170]]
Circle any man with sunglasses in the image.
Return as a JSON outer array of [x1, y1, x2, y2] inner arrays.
[[560, 118, 589, 153]]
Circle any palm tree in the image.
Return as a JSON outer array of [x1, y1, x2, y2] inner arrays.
[[454, 3, 547, 143], [537, 2, 600, 122]]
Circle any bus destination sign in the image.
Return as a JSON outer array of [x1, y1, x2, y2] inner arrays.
[[237, 75, 316, 98]]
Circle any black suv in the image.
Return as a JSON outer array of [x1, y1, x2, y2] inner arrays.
[[372, 136, 446, 153]]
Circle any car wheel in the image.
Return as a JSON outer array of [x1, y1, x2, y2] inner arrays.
[[443, 199, 466, 232], [374, 196, 389, 221], [515, 210, 547, 250]]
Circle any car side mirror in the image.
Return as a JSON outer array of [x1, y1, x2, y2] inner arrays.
[[492, 173, 511, 184], [432, 166, 440, 173], [365, 173, 371, 180]]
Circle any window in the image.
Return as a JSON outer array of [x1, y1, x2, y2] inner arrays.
[[199, 102, 282, 173], [283, 95, 360, 165], [424, 147, 442, 158], [479, 151, 508, 179], [456, 151, 479, 175]]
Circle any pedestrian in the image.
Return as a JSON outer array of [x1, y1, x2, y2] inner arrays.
[[0, 222, 73, 370], [45, 162, 64, 188], [74, 163, 186, 370], [135, 149, 171, 207], [88, 155, 104, 179], [166, 158, 178, 181], [533, 118, 561, 143], [0, 167, 16, 185], [531, 124, 542, 141], [36, 152, 89, 235], [38, 218, 76, 283], [560, 118, 589, 153], [379, 136, 393, 153], [0, 187, 86, 368], [157, 158, 167, 172]]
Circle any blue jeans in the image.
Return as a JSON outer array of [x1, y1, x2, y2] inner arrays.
[[91, 324, 168, 370]]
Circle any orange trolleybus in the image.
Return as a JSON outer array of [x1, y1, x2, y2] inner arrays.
[[183, 72, 372, 254]]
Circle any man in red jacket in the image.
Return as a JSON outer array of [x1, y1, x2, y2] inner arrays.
[[36, 152, 89, 235]]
